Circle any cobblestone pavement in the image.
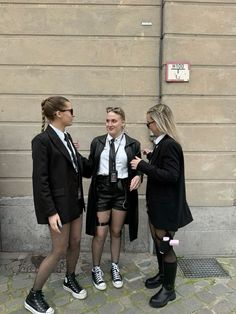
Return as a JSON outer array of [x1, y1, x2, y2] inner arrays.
[[0, 252, 236, 314]]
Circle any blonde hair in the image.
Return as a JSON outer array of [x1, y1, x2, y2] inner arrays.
[[106, 106, 126, 121], [147, 104, 179, 142], [41, 96, 69, 132]]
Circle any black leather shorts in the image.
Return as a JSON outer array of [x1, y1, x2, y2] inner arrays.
[[96, 176, 128, 211]]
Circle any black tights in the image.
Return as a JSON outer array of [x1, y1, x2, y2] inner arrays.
[[92, 209, 126, 266], [149, 222, 177, 265], [33, 216, 83, 291]]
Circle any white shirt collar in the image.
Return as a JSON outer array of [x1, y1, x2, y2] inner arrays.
[[107, 132, 124, 142], [49, 124, 65, 140], [154, 133, 166, 145]]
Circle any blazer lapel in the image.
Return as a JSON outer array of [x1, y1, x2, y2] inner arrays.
[[46, 125, 73, 166], [150, 135, 168, 164]]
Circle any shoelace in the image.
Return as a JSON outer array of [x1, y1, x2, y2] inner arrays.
[[111, 264, 121, 282], [93, 267, 104, 283], [34, 291, 49, 311], [67, 274, 82, 292]]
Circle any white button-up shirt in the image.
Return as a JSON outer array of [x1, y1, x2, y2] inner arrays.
[[97, 133, 128, 178]]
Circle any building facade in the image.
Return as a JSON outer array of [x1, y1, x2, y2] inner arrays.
[[0, 0, 235, 255]]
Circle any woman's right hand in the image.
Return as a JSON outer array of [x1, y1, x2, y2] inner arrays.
[[48, 213, 62, 234], [142, 148, 152, 155]]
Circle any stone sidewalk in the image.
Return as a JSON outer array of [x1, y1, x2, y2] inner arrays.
[[0, 252, 236, 314]]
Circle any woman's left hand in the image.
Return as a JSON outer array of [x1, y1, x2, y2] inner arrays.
[[130, 175, 141, 191], [130, 156, 142, 170]]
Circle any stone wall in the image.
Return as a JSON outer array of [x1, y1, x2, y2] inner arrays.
[[0, 0, 235, 255]]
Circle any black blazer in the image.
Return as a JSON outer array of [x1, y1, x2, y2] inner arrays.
[[32, 125, 90, 225], [86, 133, 142, 241], [137, 135, 193, 231]]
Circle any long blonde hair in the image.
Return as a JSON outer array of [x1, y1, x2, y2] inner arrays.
[[147, 104, 179, 142]]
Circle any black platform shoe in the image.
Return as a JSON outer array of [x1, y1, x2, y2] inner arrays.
[[149, 286, 176, 308], [24, 289, 54, 314], [145, 273, 163, 289], [149, 261, 177, 308]]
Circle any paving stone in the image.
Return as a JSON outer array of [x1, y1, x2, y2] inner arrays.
[[9, 310, 26, 314], [0, 283, 8, 292], [136, 259, 152, 270], [181, 296, 205, 312], [98, 302, 124, 314], [126, 280, 146, 292], [195, 290, 217, 304], [129, 291, 148, 304], [124, 271, 144, 282], [0, 275, 9, 284], [176, 282, 195, 297], [157, 301, 190, 314], [4, 297, 24, 312], [212, 299, 236, 314], [195, 309, 214, 314], [208, 283, 233, 296], [228, 278, 236, 289], [1, 253, 236, 313], [0, 305, 5, 313], [53, 294, 71, 306], [84, 292, 107, 307], [120, 309, 141, 314], [119, 295, 133, 307]]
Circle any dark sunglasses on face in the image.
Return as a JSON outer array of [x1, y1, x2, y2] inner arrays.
[[146, 120, 155, 128], [61, 108, 74, 115]]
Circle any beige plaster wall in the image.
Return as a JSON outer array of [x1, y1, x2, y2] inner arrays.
[[0, 0, 236, 254]]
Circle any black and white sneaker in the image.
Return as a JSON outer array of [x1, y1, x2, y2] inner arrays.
[[111, 262, 123, 288], [24, 289, 54, 314], [63, 273, 87, 299], [92, 266, 106, 290]]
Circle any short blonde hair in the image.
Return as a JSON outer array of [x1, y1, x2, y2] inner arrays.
[[106, 106, 126, 121]]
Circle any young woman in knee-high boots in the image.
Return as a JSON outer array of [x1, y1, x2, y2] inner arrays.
[[131, 103, 193, 308]]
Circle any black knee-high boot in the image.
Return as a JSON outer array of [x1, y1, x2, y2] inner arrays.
[[149, 261, 177, 308], [145, 243, 164, 289]]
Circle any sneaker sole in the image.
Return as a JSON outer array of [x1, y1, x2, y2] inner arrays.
[[112, 281, 123, 289], [63, 285, 87, 299], [92, 280, 107, 291], [24, 301, 54, 314]]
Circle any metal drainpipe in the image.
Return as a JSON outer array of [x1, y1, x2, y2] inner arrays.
[[158, 0, 164, 103], [149, 0, 165, 146], [148, 1, 165, 254]]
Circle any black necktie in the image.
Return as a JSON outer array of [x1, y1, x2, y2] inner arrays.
[[109, 138, 116, 173], [64, 133, 78, 172]]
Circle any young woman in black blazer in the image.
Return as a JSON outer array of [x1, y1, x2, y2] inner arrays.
[[131, 104, 193, 308], [86, 107, 142, 291], [25, 96, 90, 314]]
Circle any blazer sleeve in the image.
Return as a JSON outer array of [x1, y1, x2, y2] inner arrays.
[[137, 142, 181, 183], [32, 136, 57, 218], [134, 141, 143, 179]]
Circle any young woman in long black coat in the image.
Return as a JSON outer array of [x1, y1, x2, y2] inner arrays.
[[131, 104, 193, 308], [86, 107, 142, 291], [25, 96, 90, 314]]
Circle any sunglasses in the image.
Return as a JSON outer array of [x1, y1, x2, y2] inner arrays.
[[106, 106, 122, 113], [61, 109, 74, 115], [146, 120, 155, 128]]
